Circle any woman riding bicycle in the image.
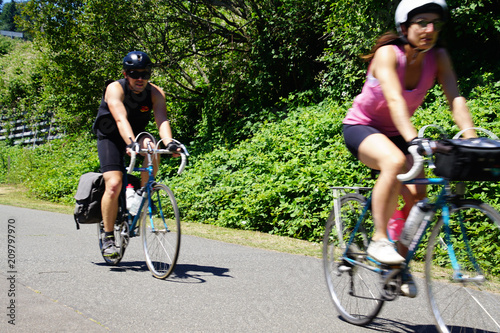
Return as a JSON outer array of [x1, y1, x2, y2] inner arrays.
[[342, 0, 476, 272], [93, 51, 180, 258]]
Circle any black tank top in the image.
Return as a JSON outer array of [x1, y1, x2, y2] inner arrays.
[[93, 78, 153, 140]]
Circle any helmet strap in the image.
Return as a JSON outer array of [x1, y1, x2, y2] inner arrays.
[[402, 36, 435, 64]]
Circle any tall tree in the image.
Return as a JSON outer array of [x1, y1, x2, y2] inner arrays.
[[20, 0, 329, 147], [320, 0, 500, 100], [1, 1, 21, 31]]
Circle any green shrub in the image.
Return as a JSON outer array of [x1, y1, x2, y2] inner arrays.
[[0, 133, 100, 204], [167, 99, 365, 241], [0, 36, 15, 55]]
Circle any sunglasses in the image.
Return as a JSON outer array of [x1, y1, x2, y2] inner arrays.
[[127, 70, 151, 80], [411, 19, 444, 31]]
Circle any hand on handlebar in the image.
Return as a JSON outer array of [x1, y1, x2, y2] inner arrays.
[[165, 139, 189, 158], [165, 141, 181, 156], [126, 139, 140, 156], [398, 137, 433, 182], [408, 137, 433, 156]]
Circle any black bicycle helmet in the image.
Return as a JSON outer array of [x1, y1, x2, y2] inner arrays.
[[122, 51, 152, 70]]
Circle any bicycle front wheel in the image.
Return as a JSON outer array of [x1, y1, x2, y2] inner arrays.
[[141, 183, 181, 279], [323, 194, 384, 326], [426, 199, 500, 333]]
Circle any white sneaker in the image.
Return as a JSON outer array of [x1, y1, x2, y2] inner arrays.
[[401, 273, 418, 298], [367, 238, 405, 265]]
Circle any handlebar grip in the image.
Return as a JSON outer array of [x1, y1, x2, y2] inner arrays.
[[397, 145, 424, 182], [127, 150, 137, 172], [178, 153, 187, 175]]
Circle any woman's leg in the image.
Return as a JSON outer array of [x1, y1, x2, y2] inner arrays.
[[358, 134, 406, 239], [358, 133, 407, 264]]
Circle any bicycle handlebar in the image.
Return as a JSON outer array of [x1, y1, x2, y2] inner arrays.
[[126, 138, 189, 175], [397, 141, 453, 182], [397, 145, 424, 182]]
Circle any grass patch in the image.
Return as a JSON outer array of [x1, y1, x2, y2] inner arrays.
[[0, 185, 322, 258]]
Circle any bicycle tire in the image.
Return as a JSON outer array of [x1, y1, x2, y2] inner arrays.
[[425, 199, 500, 333], [323, 193, 384, 326], [97, 220, 127, 265], [142, 183, 181, 279]]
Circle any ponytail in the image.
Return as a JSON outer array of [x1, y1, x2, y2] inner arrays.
[[361, 32, 406, 62]]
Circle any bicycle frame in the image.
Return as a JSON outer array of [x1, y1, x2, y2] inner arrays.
[[122, 147, 164, 237], [341, 177, 477, 283], [121, 164, 153, 238]]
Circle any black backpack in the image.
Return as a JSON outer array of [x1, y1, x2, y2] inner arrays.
[[73, 172, 105, 229]]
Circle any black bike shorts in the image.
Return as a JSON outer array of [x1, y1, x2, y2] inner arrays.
[[343, 124, 408, 159], [97, 137, 126, 173]]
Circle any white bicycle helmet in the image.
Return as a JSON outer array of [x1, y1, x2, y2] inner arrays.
[[395, 0, 448, 34]]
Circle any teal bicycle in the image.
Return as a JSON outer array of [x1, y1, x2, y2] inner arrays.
[[98, 132, 188, 279], [323, 128, 500, 332]]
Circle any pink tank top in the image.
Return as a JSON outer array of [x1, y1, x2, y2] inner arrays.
[[343, 45, 437, 136]]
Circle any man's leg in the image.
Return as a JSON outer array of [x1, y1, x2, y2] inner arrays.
[[101, 170, 122, 256]]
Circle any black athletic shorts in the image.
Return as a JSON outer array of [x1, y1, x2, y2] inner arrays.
[[97, 137, 127, 173], [343, 124, 409, 159]]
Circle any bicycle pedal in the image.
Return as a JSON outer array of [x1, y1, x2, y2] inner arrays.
[[381, 263, 405, 270]]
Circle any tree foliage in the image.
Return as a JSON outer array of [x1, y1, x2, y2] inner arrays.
[[12, 0, 500, 150], [19, 0, 329, 149], [0, 1, 22, 31], [320, 0, 500, 100], [1, 1, 499, 268]]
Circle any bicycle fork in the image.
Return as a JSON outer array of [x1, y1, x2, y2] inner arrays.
[[441, 205, 486, 284]]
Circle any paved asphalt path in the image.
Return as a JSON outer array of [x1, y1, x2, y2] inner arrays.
[[0, 205, 444, 332]]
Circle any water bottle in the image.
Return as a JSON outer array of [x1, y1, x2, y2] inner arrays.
[[125, 184, 135, 211], [400, 199, 433, 247], [129, 188, 144, 216]]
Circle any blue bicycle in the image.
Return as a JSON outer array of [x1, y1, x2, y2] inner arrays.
[[323, 128, 500, 332], [98, 132, 188, 279]]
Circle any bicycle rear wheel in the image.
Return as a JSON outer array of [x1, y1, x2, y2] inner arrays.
[[141, 183, 181, 279], [426, 199, 500, 333], [323, 193, 384, 326]]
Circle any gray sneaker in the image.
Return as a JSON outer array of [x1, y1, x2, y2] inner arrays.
[[102, 236, 119, 258]]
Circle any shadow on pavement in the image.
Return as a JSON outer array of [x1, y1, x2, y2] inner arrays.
[[169, 263, 232, 283], [93, 261, 232, 284]]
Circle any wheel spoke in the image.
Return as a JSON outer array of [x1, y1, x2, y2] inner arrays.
[[426, 200, 500, 332], [323, 194, 384, 325], [142, 183, 181, 279]]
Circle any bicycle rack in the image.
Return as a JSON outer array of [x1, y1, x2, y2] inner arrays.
[[330, 186, 372, 249]]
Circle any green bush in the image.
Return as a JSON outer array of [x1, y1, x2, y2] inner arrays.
[[0, 36, 15, 55], [0, 84, 499, 273], [0, 133, 100, 204], [167, 99, 363, 241], [2, 86, 499, 239]]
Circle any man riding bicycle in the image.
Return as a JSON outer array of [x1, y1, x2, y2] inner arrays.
[[93, 51, 180, 258]]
